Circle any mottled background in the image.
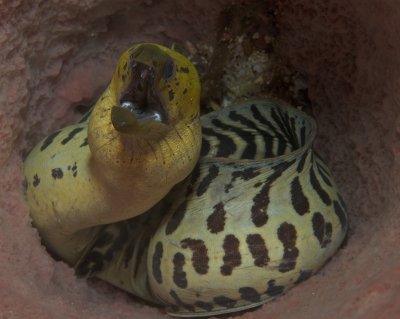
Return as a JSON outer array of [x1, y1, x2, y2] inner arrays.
[[1, 0, 399, 318]]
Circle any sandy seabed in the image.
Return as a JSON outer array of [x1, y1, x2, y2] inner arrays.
[[1, 1, 400, 318]]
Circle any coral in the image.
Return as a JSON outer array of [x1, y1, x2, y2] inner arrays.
[[1, 0, 399, 318]]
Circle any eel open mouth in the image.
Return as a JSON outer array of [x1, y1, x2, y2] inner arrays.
[[112, 60, 169, 133]]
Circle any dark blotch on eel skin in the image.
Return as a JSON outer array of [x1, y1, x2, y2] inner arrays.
[[173, 252, 188, 288], [152, 241, 163, 284], [165, 201, 188, 235], [291, 176, 309, 216], [312, 212, 332, 248], [207, 202, 226, 234], [265, 279, 284, 297], [181, 238, 209, 275], [277, 222, 299, 273], [40, 130, 61, 151], [33, 174, 40, 187], [197, 164, 219, 197], [61, 127, 84, 145], [220, 234, 241, 276], [51, 168, 63, 179], [239, 287, 261, 303], [246, 233, 269, 267], [75, 251, 105, 277], [251, 182, 270, 227], [213, 295, 236, 309]]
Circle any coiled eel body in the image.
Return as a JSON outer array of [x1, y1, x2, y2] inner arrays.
[[24, 43, 347, 317]]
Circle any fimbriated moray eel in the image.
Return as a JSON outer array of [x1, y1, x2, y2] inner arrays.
[[24, 43, 347, 317]]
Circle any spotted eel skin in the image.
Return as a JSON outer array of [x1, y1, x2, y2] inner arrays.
[[24, 43, 347, 317]]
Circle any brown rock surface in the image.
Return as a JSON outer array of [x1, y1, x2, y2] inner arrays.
[[1, 0, 399, 318]]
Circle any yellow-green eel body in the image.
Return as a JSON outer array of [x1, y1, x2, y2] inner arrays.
[[24, 43, 347, 317]]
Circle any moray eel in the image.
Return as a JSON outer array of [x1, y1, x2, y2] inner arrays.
[[24, 43, 347, 317]]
